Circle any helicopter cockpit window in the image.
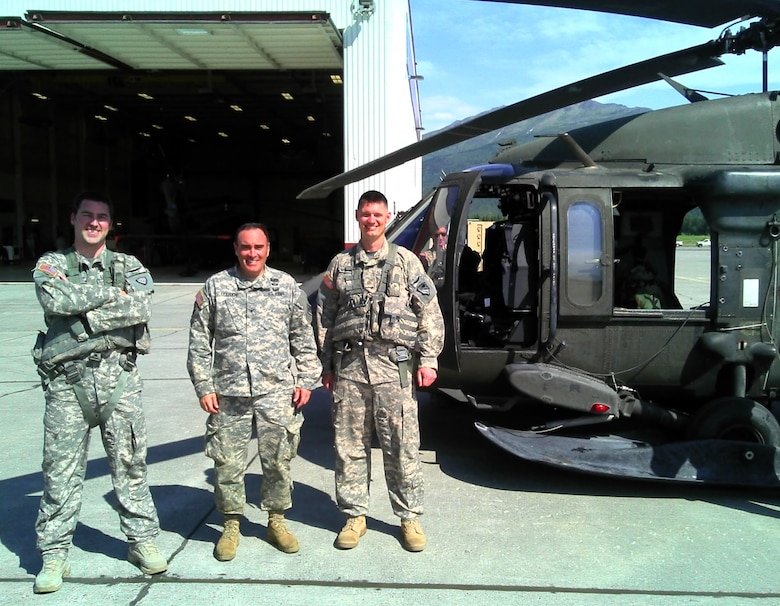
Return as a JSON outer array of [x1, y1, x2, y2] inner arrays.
[[390, 191, 436, 251], [567, 201, 604, 305]]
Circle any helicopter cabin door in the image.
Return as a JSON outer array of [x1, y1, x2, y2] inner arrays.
[[557, 188, 615, 320], [410, 170, 485, 375]]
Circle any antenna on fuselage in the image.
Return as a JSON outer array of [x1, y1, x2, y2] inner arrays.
[[658, 73, 710, 102], [557, 133, 598, 168]]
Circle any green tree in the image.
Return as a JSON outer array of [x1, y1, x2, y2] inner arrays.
[[681, 207, 707, 235]]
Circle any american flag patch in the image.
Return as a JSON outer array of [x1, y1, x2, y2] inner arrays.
[[322, 273, 334, 290], [36, 263, 61, 278], [194, 289, 205, 308]]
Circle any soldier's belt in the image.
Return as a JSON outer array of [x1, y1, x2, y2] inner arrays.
[[86, 350, 112, 367], [336, 339, 373, 352], [43, 348, 137, 380]]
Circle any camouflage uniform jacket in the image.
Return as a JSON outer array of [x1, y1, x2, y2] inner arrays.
[[187, 265, 322, 398], [316, 240, 445, 384], [33, 248, 152, 342]]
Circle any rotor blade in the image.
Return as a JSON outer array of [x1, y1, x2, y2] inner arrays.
[[297, 43, 723, 199], [478, 1, 780, 28]]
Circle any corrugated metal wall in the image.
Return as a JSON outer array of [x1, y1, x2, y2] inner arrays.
[[4, 0, 424, 245], [342, 1, 421, 243]]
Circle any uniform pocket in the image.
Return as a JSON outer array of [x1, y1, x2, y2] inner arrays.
[[204, 413, 225, 464], [379, 296, 417, 346]]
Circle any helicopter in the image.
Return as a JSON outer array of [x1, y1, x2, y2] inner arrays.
[[299, 1, 780, 486]]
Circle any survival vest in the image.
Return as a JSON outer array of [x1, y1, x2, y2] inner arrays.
[[33, 248, 150, 377], [32, 248, 152, 427], [331, 244, 420, 348]]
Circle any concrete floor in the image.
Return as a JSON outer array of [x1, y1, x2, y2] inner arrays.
[[1, 260, 780, 605]]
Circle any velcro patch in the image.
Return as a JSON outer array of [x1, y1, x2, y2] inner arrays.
[[35, 263, 64, 279], [128, 270, 154, 292], [410, 273, 435, 303]]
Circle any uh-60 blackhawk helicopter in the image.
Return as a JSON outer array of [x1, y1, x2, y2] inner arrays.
[[299, 0, 780, 487]]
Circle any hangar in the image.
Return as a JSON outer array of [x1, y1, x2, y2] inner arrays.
[[0, 0, 424, 272]]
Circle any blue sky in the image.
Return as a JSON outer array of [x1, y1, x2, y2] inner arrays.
[[410, 0, 776, 132]]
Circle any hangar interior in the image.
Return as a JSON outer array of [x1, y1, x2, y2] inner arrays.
[[1, 11, 348, 273]]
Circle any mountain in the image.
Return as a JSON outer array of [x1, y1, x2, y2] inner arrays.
[[421, 100, 651, 193]]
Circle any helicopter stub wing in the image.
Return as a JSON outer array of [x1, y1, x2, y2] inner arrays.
[[475, 423, 780, 486], [297, 43, 722, 199], [480, 1, 780, 29]]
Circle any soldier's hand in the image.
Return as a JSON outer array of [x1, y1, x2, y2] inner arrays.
[[322, 372, 335, 392], [293, 387, 311, 409], [416, 367, 438, 388], [200, 392, 220, 414]]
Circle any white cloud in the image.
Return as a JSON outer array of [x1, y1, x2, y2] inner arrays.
[[420, 94, 485, 132], [411, 0, 775, 131]]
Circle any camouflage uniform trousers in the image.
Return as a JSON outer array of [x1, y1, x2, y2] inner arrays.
[[332, 378, 424, 520], [205, 393, 303, 514], [35, 350, 161, 554]]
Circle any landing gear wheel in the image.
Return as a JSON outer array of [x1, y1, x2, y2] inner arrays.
[[687, 397, 780, 445]]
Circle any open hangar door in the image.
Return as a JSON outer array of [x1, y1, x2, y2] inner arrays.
[[0, 11, 345, 274]]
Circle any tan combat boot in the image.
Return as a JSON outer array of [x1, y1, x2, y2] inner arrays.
[[267, 512, 299, 553], [33, 552, 70, 594], [335, 515, 367, 550], [128, 540, 168, 574], [400, 518, 426, 552], [214, 514, 241, 561]]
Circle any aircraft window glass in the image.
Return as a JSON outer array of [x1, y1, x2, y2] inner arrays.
[[413, 186, 455, 287], [567, 201, 603, 305], [412, 186, 455, 254], [390, 193, 435, 250]]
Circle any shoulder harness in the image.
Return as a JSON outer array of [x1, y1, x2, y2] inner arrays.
[[34, 247, 136, 427]]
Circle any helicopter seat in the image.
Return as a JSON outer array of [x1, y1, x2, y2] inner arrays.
[[502, 223, 535, 308], [616, 262, 681, 310], [482, 221, 538, 345]]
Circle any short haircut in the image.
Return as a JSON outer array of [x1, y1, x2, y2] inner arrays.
[[357, 190, 388, 209], [234, 222, 270, 243], [72, 191, 114, 217]]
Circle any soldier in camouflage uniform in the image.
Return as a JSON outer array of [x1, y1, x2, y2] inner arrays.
[[32, 192, 166, 594], [187, 223, 321, 559], [316, 190, 445, 552]]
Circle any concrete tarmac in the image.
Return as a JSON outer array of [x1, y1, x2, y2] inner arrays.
[[1, 259, 780, 605]]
